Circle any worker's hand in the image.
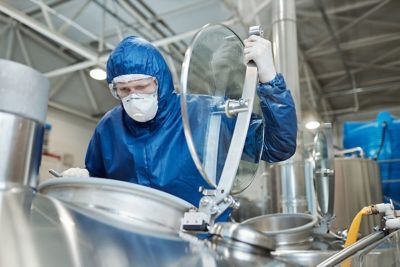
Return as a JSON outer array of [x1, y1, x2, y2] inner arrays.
[[61, 168, 89, 177], [244, 35, 277, 83]]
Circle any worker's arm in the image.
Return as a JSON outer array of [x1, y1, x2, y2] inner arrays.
[[244, 35, 297, 162], [257, 74, 297, 162], [242, 74, 297, 163], [85, 129, 107, 177]]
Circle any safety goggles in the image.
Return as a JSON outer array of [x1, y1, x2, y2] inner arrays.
[[108, 74, 157, 99]]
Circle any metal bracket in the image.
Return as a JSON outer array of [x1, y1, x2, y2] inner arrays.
[[181, 25, 261, 232]]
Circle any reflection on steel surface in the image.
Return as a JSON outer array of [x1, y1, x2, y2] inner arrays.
[[0, 113, 44, 189], [242, 213, 318, 248], [39, 177, 193, 235], [332, 158, 383, 236], [0, 188, 298, 267]]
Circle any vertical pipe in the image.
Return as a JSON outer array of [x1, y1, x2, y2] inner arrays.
[[272, 0, 301, 121], [271, 0, 307, 213]]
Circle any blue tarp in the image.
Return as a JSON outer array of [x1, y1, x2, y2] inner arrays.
[[343, 112, 400, 208]]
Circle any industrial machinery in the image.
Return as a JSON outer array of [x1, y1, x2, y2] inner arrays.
[[1, 24, 400, 267]]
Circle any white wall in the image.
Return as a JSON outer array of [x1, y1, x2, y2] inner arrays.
[[39, 108, 97, 181]]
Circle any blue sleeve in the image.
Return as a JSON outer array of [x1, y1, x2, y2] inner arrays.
[[85, 130, 107, 178], [256, 73, 297, 162]]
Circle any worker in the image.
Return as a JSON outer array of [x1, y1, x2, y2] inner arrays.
[[62, 35, 297, 211]]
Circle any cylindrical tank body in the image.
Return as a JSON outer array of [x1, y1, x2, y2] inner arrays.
[[270, 161, 308, 214], [0, 113, 44, 188], [332, 158, 383, 236], [0, 59, 49, 189], [232, 161, 313, 221], [242, 158, 382, 236]]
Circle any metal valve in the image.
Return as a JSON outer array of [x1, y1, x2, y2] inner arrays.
[[249, 25, 264, 37]]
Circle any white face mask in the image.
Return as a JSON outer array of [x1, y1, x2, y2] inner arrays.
[[122, 92, 158, 122]]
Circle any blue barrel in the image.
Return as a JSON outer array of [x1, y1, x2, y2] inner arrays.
[[343, 112, 400, 208]]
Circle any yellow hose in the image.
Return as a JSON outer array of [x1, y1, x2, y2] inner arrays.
[[341, 206, 374, 267], [344, 206, 373, 248]]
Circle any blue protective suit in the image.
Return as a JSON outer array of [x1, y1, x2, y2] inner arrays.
[[85, 36, 297, 208]]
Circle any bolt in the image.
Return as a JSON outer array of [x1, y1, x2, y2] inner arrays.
[[232, 201, 240, 210], [211, 206, 219, 214], [200, 197, 210, 206], [224, 196, 232, 203]]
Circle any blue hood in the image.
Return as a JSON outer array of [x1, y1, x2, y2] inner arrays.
[[106, 36, 177, 132]]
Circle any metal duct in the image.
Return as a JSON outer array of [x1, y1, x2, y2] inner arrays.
[[0, 60, 49, 189], [271, 0, 307, 213]]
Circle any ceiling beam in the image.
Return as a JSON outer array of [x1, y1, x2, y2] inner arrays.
[[80, 70, 99, 114], [323, 46, 400, 88], [38, 1, 55, 31], [0, 20, 11, 36], [18, 24, 78, 63], [116, 0, 161, 38], [5, 23, 15, 60], [0, 1, 98, 61], [298, 0, 382, 17], [322, 0, 382, 14], [336, 104, 400, 120], [297, 11, 400, 30], [49, 74, 70, 99], [15, 26, 33, 66], [299, 50, 333, 116], [26, 0, 67, 16], [45, 60, 98, 78], [326, 76, 400, 92], [243, 0, 272, 24], [300, 59, 400, 82], [48, 101, 98, 123], [306, 0, 392, 55], [97, 17, 238, 63], [29, 0, 115, 51], [155, 18, 238, 46], [314, 0, 357, 115], [307, 33, 400, 57], [115, 0, 188, 67], [347, 61, 400, 72], [323, 82, 400, 98], [57, 0, 91, 34], [358, 96, 399, 107]]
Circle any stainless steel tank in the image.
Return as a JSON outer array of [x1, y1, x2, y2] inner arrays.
[[332, 158, 383, 236], [0, 59, 49, 189], [242, 213, 318, 249], [0, 187, 295, 267], [269, 161, 309, 214], [39, 177, 194, 235]]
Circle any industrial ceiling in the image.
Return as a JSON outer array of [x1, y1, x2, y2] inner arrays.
[[0, 0, 399, 122]]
